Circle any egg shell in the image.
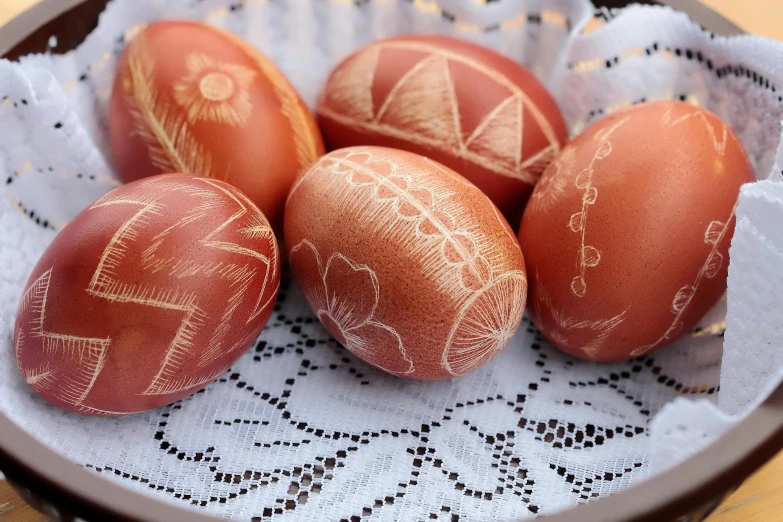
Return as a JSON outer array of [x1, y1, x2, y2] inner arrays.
[[316, 34, 568, 225], [285, 145, 527, 380], [13, 174, 280, 415], [109, 21, 325, 236], [518, 101, 754, 362]]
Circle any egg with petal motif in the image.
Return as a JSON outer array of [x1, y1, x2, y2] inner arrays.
[[285, 145, 527, 379]]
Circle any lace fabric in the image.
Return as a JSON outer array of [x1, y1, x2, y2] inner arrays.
[[1, 0, 782, 520]]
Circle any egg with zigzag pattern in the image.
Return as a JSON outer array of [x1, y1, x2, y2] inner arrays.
[[14, 174, 280, 415]]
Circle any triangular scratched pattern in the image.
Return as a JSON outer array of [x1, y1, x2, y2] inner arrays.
[[2, 0, 783, 521]]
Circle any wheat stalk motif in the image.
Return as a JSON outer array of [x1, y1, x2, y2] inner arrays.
[[125, 28, 321, 185], [125, 34, 214, 176]]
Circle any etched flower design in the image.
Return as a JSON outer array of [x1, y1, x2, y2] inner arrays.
[[173, 53, 256, 127], [442, 271, 527, 375], [290, 239, 414, 376]]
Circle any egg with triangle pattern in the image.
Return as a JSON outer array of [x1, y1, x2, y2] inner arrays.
[[316, 34, 568, 227]]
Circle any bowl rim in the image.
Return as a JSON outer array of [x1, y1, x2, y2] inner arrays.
[[0, 0, 84, 56], [0, 1, 777, 521]]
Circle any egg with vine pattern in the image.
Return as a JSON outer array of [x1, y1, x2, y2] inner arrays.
[[518, 101, 754, 361]]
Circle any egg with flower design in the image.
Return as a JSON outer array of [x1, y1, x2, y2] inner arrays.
[[285, 146, 527, 379], [109, 21, 325, 236]]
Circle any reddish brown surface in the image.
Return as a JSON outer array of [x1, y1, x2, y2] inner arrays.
[[316, 34, 568, 226], [13, 174, 280, 415], [518, 101, 754, 362], [109, 21, 324, 236], [285, 146, 527, 380], [2, 2, 780, 522]]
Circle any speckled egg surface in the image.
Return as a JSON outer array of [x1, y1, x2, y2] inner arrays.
[[109, 21, 324, 235], [285, 146, 527, 379], [14, 174, 280, 415], [316, 34, 568, 224], [518, 101, 754, 362]]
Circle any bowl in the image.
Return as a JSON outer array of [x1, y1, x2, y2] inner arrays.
[[0, 1, 781, 521]]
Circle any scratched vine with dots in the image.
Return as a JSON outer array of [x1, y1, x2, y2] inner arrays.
[[4, 0, 776, 520]]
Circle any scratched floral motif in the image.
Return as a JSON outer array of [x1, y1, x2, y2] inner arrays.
[[173, 52, 257, 126], [290, 147, 527, 376], [289, 239, 414, 376]]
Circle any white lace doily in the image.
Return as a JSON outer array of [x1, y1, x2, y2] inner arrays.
[[2, 0, 783, 520]]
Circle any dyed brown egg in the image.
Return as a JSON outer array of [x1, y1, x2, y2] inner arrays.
[[518, 101, 754, 362], [316, 34, 568, 224], [285, 146, 527, 379], [14, 174, 280, 415], [109, 21, 325, 235]]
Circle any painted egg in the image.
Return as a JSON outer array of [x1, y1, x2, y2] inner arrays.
[[109, 21, 325, 236], [316, 34, 569, 225], [285, 146, 527, 379], [518, 101, 754, 362], [14, 174, 280, 415]]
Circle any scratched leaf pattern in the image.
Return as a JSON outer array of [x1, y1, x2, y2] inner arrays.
[[1, 0, 782, 521]]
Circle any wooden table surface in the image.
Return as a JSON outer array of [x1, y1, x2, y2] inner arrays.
[[1, 0, 782, 521]]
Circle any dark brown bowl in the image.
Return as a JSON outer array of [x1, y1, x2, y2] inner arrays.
[[0, 1, 780, 521]]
